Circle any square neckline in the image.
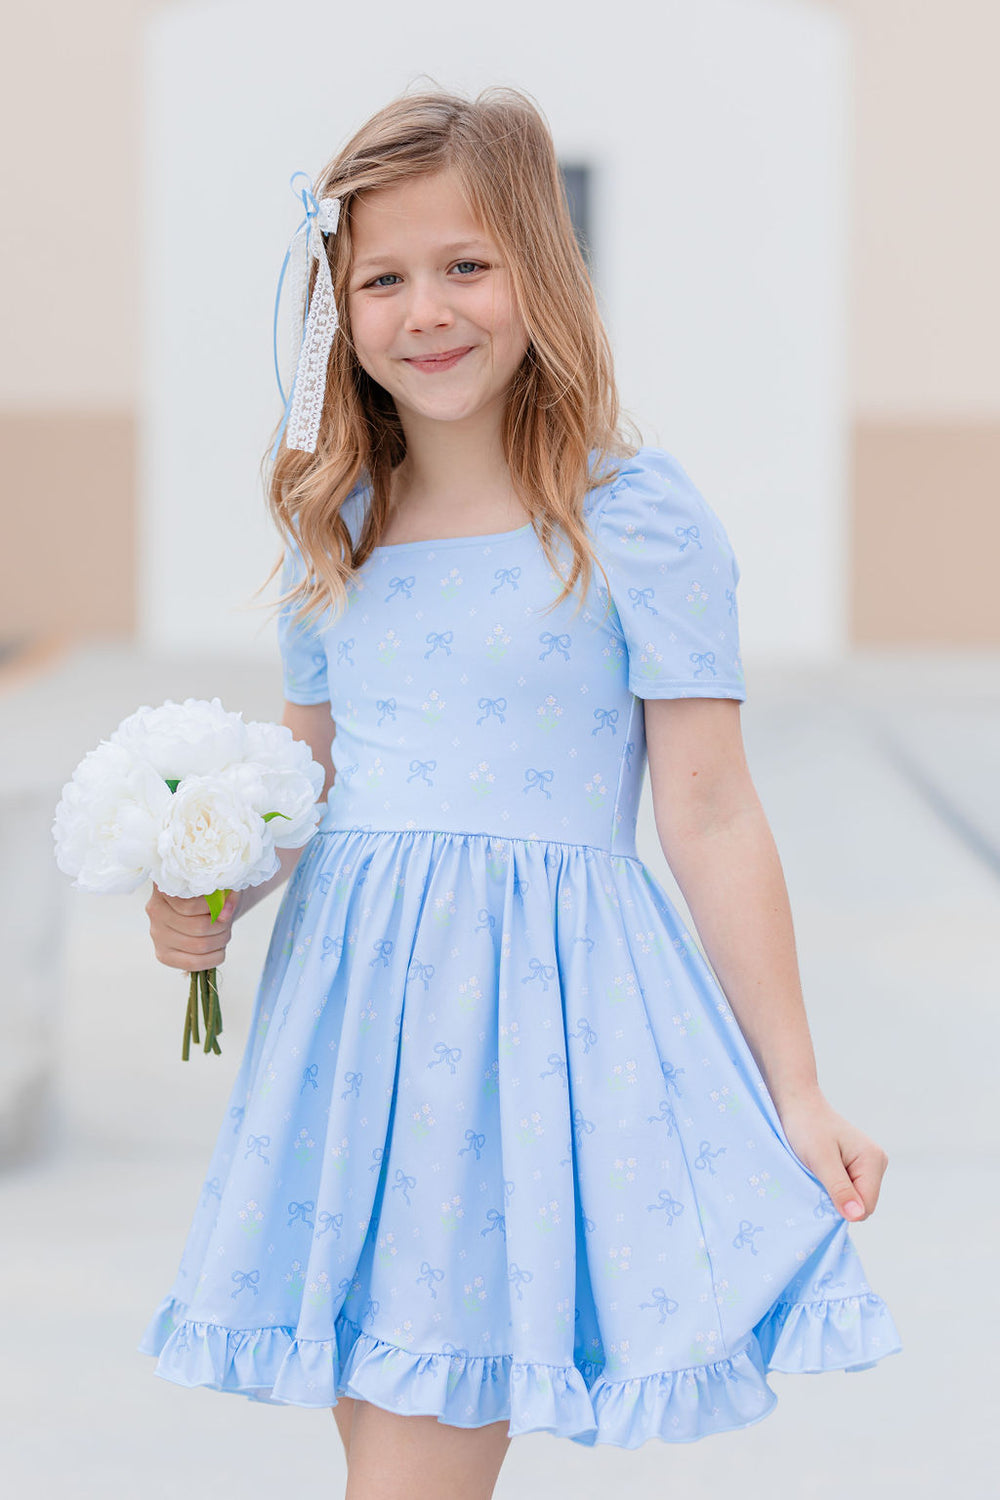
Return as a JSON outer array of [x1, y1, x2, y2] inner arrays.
[[370, 520, 534, 554], [348, 481, 535, 554], [350, 449, 625, 555]]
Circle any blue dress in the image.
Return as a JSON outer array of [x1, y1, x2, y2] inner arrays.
[[139, 446, 901, 1447]]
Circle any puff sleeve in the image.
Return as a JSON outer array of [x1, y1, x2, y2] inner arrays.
[[588, 447, 746, 701], [276, 538, 331, 705]]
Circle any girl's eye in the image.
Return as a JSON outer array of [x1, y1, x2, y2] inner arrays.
[[363, 262, 486, 289]]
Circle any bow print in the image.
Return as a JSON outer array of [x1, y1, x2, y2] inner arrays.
[[627, 585, 658, 614], [458, 1129, 486, 1159], [417, 1262, 445, 1297], [490, 566, 521, 593], [639, 1287, 679, 1321], [538, 631, 571, 660], [392, 1169, 417, 1205], [476, 696, 507, 724], [424, 629, 453, 657], [244, 1134, 270, 1163], [341, 1070, 363, 1099], [523, 957, 558, 990], [428, 1042, 462, 1074]]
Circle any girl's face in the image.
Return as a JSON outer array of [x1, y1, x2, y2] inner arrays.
[[346, 168, 530, 429]]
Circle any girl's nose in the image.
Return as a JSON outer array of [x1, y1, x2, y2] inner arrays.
[[404, 278, 456, 334]]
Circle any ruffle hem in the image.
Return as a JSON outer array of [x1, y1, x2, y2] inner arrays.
[[139, 1288, 901, 1448]]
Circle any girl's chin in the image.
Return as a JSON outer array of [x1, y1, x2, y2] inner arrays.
[[393, 392, 497, 424]]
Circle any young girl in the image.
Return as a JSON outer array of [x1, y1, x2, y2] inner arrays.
[[142, 85, 901, 1498]]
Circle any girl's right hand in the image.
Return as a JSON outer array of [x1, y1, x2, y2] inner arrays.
[[145, 884, 242, 971]]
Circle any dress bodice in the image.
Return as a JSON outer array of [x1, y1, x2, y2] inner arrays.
[[277, 447, 746, 858]]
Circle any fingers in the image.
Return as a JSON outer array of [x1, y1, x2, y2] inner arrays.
[[802, 1139, 870, 1221], [837, 1143, 890, 1221], [149, 883, 225, 923], [145, 885, 242, 971], [777, 1095, 890, 1224], [159, 941, 232, 970]]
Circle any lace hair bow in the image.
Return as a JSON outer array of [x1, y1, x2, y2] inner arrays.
[[270, 171, 342, 459]]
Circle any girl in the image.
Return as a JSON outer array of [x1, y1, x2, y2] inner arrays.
[[142, 85, 900, 1499]]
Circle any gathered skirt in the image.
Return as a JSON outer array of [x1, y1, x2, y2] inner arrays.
[[139, 827, 901, 1447]]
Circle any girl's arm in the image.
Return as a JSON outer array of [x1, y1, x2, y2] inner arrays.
[[643, 696, 889, 1221], [146, 702, 336, 963]]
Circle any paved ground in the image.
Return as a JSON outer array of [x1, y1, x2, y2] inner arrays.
[[1, 642, 998, 1498]]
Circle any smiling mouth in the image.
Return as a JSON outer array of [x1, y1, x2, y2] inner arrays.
[[403, 347, 474, 371]]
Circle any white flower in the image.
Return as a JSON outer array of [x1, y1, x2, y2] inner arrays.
[[110, 697, 247, 779], [153, 773, 278, 898], [54, 699, 324, 902], [241, 719, 326, 846], [52, 741, 172, 894]]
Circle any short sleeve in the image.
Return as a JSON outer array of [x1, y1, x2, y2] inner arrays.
[[588, 446, 747, 701], [276, 538, 331, 705]]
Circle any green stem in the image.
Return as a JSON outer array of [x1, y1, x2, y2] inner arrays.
[[190, 970, 201, 1047], [183, 972, 196, 1061], [181, 969, 224, 1061], [196, 968, 205, 1033], [204, 968, 223, 1055], [202, 969, 211, 1054], [210, 970, 220, 1053]]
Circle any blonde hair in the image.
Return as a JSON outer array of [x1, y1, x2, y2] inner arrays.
[[263, 83, 640, 628]]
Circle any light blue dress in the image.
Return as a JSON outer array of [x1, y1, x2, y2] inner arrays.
[[139, 446, 901, 1447]]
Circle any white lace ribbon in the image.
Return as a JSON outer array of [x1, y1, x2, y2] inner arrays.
[[271, 177, 342, 458]]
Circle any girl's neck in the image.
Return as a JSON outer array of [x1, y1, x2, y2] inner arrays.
[[390, 402, 522, 515]]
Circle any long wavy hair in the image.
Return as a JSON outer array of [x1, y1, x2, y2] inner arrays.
[[263, 83, 640, 630]]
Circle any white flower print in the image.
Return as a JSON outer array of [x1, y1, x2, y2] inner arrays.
[[484, 623, 511, 659]]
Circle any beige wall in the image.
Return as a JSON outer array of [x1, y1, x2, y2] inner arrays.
[[1, 1, 997, 645], [852, 420, 1000, 643], [831, 0, 1000, 643], [0, 1, 144, 639], [0, 413, 136, 641], [833, 0, 1000, 415]]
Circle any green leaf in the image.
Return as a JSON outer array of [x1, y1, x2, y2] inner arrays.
[[263, 810, 291, 823], [204, 888, 230, 923], [164, 778, 181, 793]]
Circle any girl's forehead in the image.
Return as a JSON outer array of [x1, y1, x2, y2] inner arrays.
[[351, 169, 489, 250]]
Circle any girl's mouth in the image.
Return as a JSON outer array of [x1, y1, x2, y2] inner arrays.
[[403, 347, 474, 374]]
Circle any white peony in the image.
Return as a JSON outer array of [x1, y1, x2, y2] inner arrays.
[[110, 697, 247, 779], [153, 773, 279, 900], [241, 719, 326, 847], [53, 741, 173, 894], [54, 699, 324, 903], [52, 697, 327, 1063]]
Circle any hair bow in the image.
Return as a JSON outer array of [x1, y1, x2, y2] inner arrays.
[[270, 171, 342, 459]]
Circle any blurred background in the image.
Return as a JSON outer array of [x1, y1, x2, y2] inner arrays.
[[1, 1, 997, 1496]]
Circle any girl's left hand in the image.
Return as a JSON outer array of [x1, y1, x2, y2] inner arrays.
[[775, 1089, 890, 1222]]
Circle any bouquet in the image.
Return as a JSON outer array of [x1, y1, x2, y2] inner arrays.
[[52, 698, 325, 1059]]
